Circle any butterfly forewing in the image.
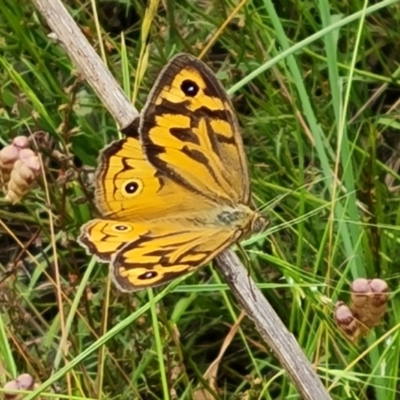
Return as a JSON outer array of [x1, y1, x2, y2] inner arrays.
[[140, 54, 251, 205], [93, 136, 214, 220]]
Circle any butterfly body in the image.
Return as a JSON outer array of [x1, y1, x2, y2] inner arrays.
[[79, 53, 266, 292]]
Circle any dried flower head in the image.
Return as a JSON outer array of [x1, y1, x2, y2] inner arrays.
[[0, 136, 42, 204]]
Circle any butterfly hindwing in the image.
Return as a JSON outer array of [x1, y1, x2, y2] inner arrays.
[[111, 222, 242, 292], [79, 218, 242, 292], [79, 219, 145, 261]]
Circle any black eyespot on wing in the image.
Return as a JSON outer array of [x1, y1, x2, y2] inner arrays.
[[115, 225, 129, 231], [124, 181, 139, 194], [138, 271, 158, 280], [181, 79, 199, 97]]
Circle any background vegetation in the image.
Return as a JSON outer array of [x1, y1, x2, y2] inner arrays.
[[0, 0, 400, 399]]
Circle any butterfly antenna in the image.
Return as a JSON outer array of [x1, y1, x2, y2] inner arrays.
[[253, 175, 329, 214]]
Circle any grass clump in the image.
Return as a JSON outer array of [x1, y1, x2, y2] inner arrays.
[[1, 0, 400, 399]]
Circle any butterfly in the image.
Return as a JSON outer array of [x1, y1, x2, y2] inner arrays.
[[78, 53, 267, 292]]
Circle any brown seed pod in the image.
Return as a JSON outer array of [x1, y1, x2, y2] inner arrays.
[[334, 301, 361, 341], [351, 278, 389, 329], [0, 145, 20, 190], [0, 136, 31, 191], [12, 135, 30, 149], [334, 278, 389, 342], [3, 373, 36, 400], [5, 149, 41, 204]]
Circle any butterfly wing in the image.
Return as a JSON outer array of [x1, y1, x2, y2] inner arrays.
[[140, 53, 250, 205], [80, 219, 241, 292], [93, 135, 213, 220], [110, 221, 239, 292], [79, 134, 218, 260], [79, 218, 146, 261]]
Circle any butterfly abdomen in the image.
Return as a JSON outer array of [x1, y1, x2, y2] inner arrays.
[[213, 205, 266, 236], [216, 208, 251, 226], [181, 204, 257, 231]]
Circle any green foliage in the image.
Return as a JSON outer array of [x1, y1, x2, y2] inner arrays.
[[1, 0, 400, 399]]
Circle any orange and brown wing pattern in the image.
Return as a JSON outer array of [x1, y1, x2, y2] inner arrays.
[[79, 217, 242, 292], [110, 222, 242, 291], [78, 219, 146, 261], [94, 136, 210, 220], [140, 53, 250, 206]]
